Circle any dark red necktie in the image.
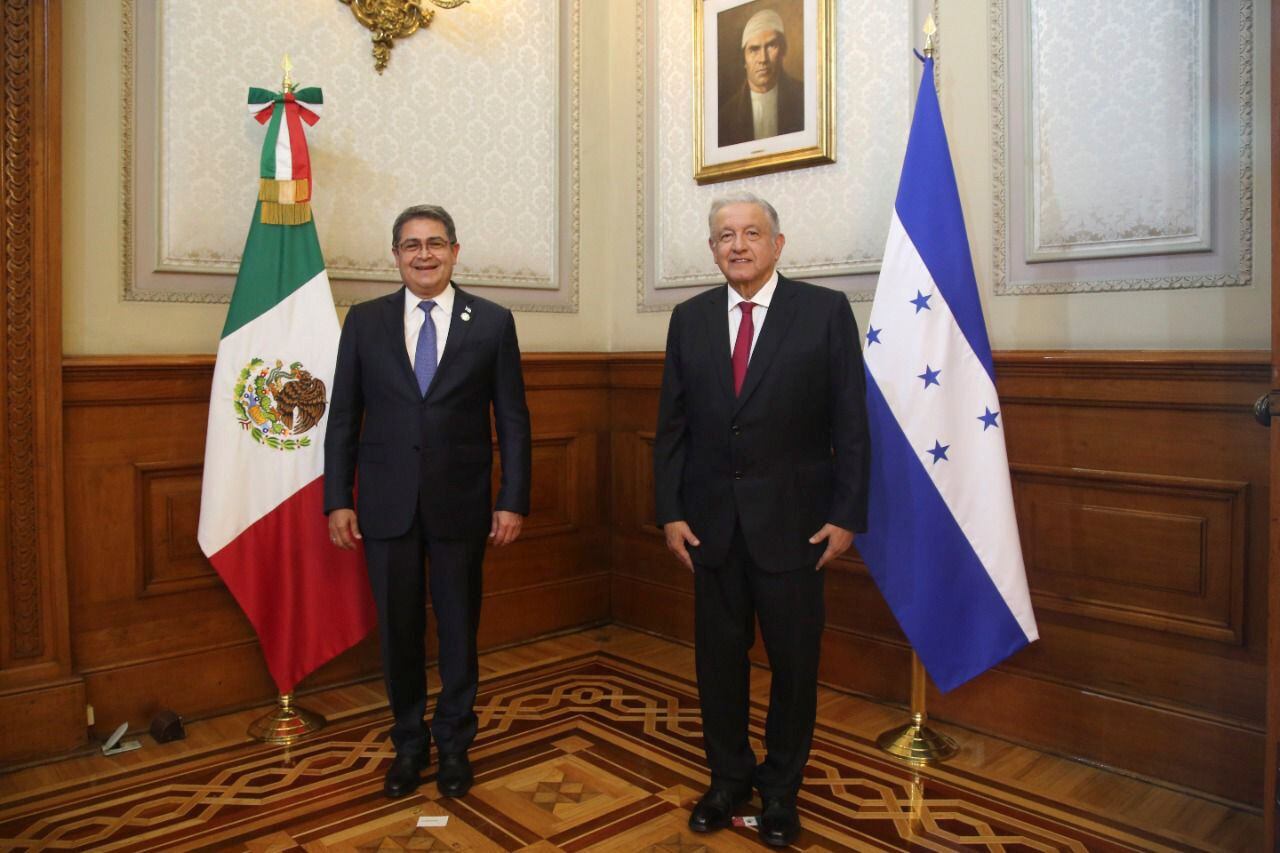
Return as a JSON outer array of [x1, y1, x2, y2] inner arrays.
[[732, 301, 755, 396]]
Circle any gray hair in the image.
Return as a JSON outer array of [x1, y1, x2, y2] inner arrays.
[[707, 192, 781, 238], [392, 204, 457, 247]]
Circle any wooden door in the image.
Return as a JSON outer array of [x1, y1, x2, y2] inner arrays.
[[1266, 2, 1280, 846]]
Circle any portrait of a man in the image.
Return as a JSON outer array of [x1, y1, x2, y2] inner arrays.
[[717, 3, 805, 148]]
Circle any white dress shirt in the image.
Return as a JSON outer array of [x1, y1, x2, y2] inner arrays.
[[727, 270, 777, 358], [750, 87, 779, 140], [404, 284, 454, 369]]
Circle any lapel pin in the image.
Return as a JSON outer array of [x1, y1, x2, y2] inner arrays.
[[461, 305, 472, 322]]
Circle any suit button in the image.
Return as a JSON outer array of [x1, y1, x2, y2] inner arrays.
[[734, 471, 743, 480]]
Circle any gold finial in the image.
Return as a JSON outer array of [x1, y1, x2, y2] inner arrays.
[[922, 14, 937, 58], [281, 53, 295, 92]]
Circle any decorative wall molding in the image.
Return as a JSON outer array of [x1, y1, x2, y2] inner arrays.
[[636, 0, 937, 310], [1015, 463, 1248, 645], [516, 433, 583, 540], [608, 348, 1270, 805], [135, 461, 219, 599], [38, 347, 1280, 805], [60, 352, 611, 735], [1025, 3, 1210, 262], [991, 0, 1254, 295], [0, 0, 85, 765], [3, 0, 42, 661], [120, 0, 581, 313]]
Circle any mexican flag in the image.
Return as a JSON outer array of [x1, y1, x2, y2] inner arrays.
[[197, 84, 375, 694]]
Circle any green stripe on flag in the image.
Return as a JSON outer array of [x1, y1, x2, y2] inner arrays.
[[260, 105, 283, 179], [221, 202, 327, 339]]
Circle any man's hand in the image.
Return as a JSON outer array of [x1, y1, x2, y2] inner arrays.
[[490, 510, 523, 546], [329, 508, 362, 550], [663, 521, 701, 572], [810, 523, 853, 571]]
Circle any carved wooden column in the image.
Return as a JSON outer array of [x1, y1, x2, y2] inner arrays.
[[0, 0, 84, 761]]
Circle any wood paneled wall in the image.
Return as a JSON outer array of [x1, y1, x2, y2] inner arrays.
[[0, 0, 84, 764], [54, 355, 611, 749], [4, 349, 1270, 811], [611, 351, 1271, 807]]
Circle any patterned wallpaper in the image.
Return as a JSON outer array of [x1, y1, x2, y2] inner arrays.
[[1029, 0, 1207, 259], [129, 0, 577, 308], [645, 0, 916, 303]]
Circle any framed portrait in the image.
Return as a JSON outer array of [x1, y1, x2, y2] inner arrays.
[[694, 0, 833, 184]]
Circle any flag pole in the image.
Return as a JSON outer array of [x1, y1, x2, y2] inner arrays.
[[248, 692, 325, 744], [241, 54, 333, 747], [872, 8, 959, 769], [876, 652, 957, 765]]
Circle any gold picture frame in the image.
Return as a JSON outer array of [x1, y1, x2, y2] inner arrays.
[[694, 0, 834, 184]]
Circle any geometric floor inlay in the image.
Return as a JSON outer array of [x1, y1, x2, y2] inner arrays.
[[0, 654, 1192, 850]]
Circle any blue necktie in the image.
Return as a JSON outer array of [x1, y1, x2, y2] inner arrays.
[[414, 300, 438, 396]]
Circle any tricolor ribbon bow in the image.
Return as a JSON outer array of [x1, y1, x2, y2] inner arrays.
[[247, 86, 323, 225]]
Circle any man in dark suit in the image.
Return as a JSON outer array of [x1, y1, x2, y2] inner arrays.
[[654, 192, 869, 847], [718, 9, 804, 147], [325, 204, 531, 800]]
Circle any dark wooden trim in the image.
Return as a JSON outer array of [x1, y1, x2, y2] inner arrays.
[[0, 0, 81, 764], [1265, 0, 1280, 844], [610, 351, 1270, 807], [40, 348, 1278, 809], [54, 352, 613, 744]]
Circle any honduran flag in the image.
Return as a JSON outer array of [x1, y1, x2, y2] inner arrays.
[[197, 85, 375, 694], [855, 55, 1038, 693]]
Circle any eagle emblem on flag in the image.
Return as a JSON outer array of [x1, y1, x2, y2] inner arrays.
[[232, 357, 327, 451]]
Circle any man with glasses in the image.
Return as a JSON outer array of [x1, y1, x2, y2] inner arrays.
[[325, 204, 531, 800]]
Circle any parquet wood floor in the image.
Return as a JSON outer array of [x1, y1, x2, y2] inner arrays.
[[0, 627, 1260, 851]]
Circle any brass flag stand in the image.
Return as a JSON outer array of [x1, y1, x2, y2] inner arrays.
[[248, 693, 325, 745], [876, 653, 957, 765], [875, 11, 956, 771]]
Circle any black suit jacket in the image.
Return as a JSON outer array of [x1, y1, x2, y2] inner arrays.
[[324, 284, 531, 541], [653, 275, 869, 572], [718, 72, 805, 148]]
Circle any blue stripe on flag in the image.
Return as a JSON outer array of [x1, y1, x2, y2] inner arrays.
[[856, 375, 1030, 693], [893, 57, 994, 382]]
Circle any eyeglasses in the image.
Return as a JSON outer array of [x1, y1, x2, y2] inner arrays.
[[396, 237, 454, 255]]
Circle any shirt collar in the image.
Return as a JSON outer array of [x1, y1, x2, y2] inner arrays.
[[727, 270, 779, 314], [749, 86, 778, 106], [404, 283, 455, 319]]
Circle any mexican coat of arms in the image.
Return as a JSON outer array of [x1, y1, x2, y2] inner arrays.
[[233, 358, 327, 451]]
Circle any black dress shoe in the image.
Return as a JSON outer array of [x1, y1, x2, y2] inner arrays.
[[383, 752, 426, 799], [688, 786, 750, 833], [437, 752, 473, 798], [758, 796, 801, 847]]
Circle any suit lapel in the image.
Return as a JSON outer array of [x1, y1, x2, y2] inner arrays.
[[734, 275, 798, 414], [426, 284, 473, 402], [380, 287, 421, 395], [700, 285, 735, 405]]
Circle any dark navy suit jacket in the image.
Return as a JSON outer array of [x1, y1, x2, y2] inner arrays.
[[653, 275, 869, 572], [324, 284, 531, 540]]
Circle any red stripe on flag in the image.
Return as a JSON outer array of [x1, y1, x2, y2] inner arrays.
[[282, 94, 311, 199], [209, 476, 375, 693]]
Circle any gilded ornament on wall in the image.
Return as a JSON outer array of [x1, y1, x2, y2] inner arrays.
[[340, 0, 469, 74]]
